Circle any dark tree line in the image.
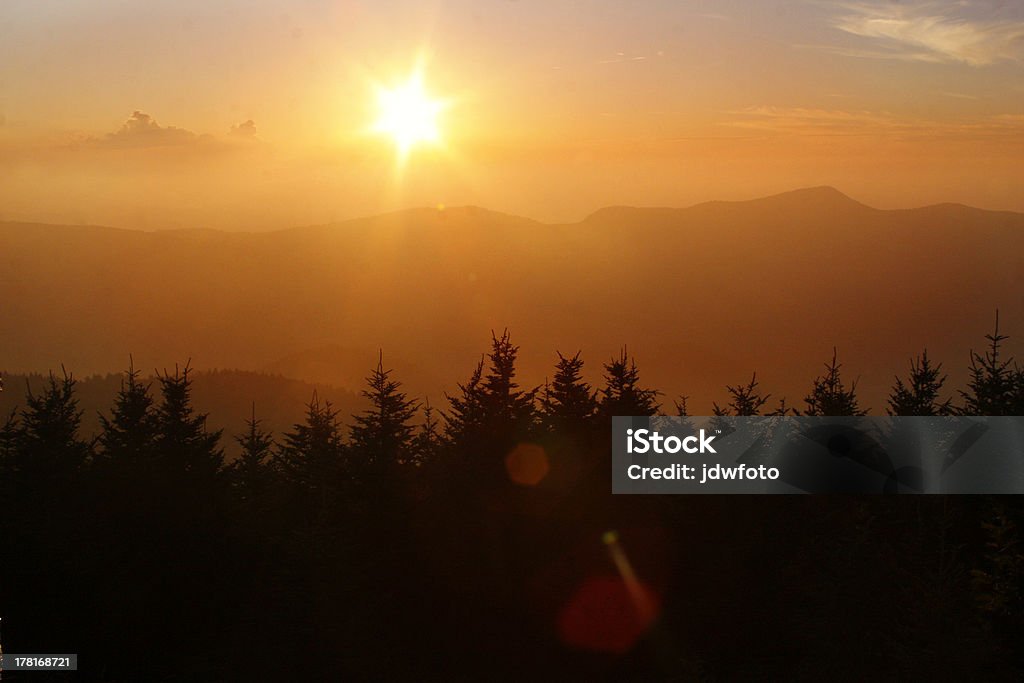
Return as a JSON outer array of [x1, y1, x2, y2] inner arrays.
[[1, 320, 1024, 679]]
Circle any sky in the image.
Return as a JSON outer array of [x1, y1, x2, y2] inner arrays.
[[1, 0, 1023, 230]]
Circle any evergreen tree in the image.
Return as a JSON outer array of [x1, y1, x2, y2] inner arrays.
[[712, 373, 771, 416], [540, 351, 598, 432], [445, 330, 538, 445], [411, 399, 443, 465], [480, 330, 538, 436], [674, 395, 690, 417], [961, 312, 1022, 416], [275, 392, 346, 491], [98, 359, 158, 464], [444, 357, 486, 444], [11, 369, 91, 481], [349, 353, 419, 473], [154, 363, 223, 478], [888, 350, 953, 416], [229, 403, 274, 500], [598, 348, 660, 417], [801, 349, 866, 416]]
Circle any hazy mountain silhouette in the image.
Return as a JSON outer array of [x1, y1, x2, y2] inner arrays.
[[3, 187, 1022, 411], [583, 186, 873, 226]]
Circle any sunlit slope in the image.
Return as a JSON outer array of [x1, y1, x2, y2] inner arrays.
[[2, 187, 1022, 411]]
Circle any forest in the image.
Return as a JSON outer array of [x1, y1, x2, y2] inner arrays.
[[2, 318, 1024, 680]]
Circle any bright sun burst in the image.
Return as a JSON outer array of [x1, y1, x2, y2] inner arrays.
[[372, 73, 445, 158]]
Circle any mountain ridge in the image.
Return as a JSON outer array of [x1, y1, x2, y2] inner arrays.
[[2, 186, 1022, 413], [3, 186, 1021, 237]]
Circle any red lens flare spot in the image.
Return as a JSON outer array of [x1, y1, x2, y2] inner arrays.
[[505, 442, 549, 486], [557, 575, 660, 654]]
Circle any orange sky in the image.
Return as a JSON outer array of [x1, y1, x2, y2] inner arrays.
[[1, 0, 1023, 229]]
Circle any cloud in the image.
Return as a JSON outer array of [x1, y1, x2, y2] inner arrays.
[[99, 111, 203, 148], [826, 1, 1024, 66], [229, 119, 259, 140], [598, 51, 660, 65]]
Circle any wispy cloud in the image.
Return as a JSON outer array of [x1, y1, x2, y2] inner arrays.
[[822, 1, 1024, 66], [597, 51, 663, 65]]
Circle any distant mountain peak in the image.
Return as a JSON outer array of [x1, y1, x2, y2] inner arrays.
[[583, 186, 871, 224], [755, 185, 868, 208], [768, 185, 853, 200]]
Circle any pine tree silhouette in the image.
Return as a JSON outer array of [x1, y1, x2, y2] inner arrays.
[[801, 349, 866, 416], [11, 368, 91, 482], [350, 353, 419, 474], [412, 399, 443, 465], [99, 358, 158, 464], [674, 395, 690, 417], [480, 330, 539, 436], [961, 312, 1022, 416], [768, 398, 791, 416], [445, 330, 538, 447], [275, 391, 346, 491], [888, 350, 952, 416], [598, 347, 660, 417], [229, 403, 274, 501], [540, 351, 597, 432], [444, 357, 486, 446], [154, 362, 223, 478], [712, 373, 771, 416]]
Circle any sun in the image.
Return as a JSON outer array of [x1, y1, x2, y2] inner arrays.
[[372, 73, 445, 157]]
